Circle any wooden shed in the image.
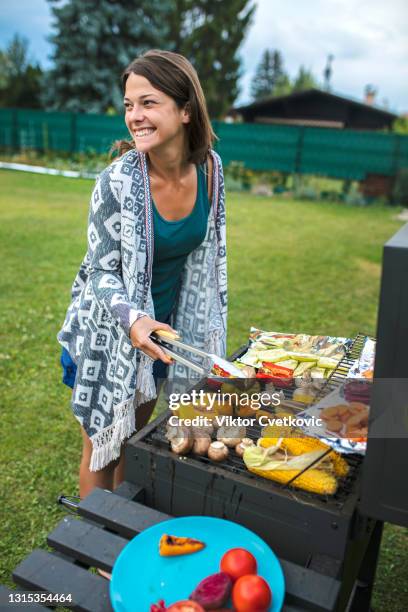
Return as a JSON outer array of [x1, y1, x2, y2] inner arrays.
[[231, 89, 397, 131]]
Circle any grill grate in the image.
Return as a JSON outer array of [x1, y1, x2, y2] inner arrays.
[[147, 419, 363, 509], [313, 332, 372, 401], [143, 333, 371, 508]]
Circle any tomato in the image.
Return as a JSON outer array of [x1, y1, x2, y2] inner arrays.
[[220, 548, 257, 582], [166, 601, 205, 612], [232, 575, 272, 612]]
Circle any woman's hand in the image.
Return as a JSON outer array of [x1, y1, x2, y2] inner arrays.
[[129, 316, 176, 364]]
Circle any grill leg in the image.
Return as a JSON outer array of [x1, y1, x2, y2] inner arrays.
[[348, 520, 383, 612]]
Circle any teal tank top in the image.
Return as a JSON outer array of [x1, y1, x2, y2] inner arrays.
[[151, 164, 210, 322]]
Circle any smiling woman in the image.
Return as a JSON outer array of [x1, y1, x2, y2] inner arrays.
[[57, 50, 227, 502]]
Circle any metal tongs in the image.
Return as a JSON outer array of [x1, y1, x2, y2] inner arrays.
[[151, 330, 246, 378]]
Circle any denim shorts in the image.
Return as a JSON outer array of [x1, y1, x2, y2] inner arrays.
[[60, 347, 168, 389]]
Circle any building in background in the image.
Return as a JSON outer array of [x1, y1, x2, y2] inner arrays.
[[230, 88, 397, 130]]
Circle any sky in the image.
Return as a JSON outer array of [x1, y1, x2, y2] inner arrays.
[[0, 0, 407, 113]]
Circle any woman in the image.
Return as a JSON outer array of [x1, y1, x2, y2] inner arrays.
[[58, 50, 227, 499]]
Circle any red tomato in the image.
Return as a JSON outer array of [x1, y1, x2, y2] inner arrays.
[[166, 602, 205, 612], [232, 575, 272, 612], [220, 548, 257, 582]]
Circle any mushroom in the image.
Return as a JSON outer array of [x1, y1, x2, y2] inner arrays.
[[235, 438, 255, 457], [208, 441, 229, 462], [192, 435, 212, 456], [217, 425, 246, 447], [166, 424, 193, 455], [192, 424, 214, 438], [171, 435, 194, 455]]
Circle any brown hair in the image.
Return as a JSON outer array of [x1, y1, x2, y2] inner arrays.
[[112, 50, 216, 164]]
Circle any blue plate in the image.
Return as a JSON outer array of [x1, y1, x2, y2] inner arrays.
[[110, 516, 285, 612]]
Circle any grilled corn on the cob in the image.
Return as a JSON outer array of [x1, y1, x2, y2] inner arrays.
[[247, 464, 338, 495], [259, 433, 349, 478]]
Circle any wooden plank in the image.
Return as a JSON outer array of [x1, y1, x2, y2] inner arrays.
[[281, 559, 341, 611], [47, 516, 128, 572], [0, 584, 49, 610], [112, 480, 144, 501], [12, 550, 112, 612], [78, 488, 172, 539]]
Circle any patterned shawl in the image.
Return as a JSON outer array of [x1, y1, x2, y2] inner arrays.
[[57, 149, 227, 471]]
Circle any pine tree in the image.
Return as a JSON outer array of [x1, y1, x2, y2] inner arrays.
[[250, 49, 274, 100], [175, 0, 256, 118], [44, 0, 254, 117], [43, 0, 172, 113], [250, 49, 290, 101], [292, 66, 318, 92]]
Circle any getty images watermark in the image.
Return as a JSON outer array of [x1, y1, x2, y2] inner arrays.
[[168, 389, 324, 428]]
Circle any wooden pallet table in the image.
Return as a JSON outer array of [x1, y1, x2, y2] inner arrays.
[[3, 482, 342, 611]]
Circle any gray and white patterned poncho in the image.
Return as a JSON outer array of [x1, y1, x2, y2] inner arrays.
[[57, 149, 227, 471]]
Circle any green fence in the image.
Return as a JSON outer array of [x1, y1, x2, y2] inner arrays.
[[1, 108, 407, 180]]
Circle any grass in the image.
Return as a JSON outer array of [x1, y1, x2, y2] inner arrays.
[[0, 169, 407, 609]]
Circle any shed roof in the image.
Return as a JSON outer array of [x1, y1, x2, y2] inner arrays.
[[232, 89, 397, 129]]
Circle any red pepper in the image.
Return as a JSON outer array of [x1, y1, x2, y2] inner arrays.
[[256, 373, 292, 388], [257, 361, 294, 388], [261, 362, 294, 377]]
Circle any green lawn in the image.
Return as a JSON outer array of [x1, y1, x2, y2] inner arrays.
[[0, 169, 407, 609]]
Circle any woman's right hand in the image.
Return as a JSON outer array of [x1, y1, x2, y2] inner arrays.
[[129, 316, 176, 364]]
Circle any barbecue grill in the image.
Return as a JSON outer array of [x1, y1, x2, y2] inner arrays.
[[124, 340, 370, 611], [123, 223, 408, 611]]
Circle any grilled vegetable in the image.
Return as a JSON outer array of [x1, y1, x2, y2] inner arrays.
[[293, 361, 315, 377], [208, 441, 229, 462], [159, 534, 205, 556], [259, 435, 349, 478], [190, 572, 232, 610], [166, 425, 194, 455], [171, 436, 194, 455], [292, 386, 316, 405], [243, 443, 338, 495], [235, 438, 255, 457], [217, 426, 245, 448], [255, 349, 288, 362], [192, 435, 212, 456], [317, 356, 338, 369]]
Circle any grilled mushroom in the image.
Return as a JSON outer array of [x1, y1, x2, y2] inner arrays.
[[192, 424, 214, 438], [166, 424, 193, 455], [208, 441, 229, 462], [217, 426, 246, 447], [235, 438, 255, 457], [192, 435, 212, 456]]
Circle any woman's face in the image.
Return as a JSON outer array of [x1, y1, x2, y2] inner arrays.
[[124, 73, 190, 155]]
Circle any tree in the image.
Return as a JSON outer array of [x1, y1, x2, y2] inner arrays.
[[0, 34, 43, 108], [392, 116, 408, 135], [44, 0, 255, 117], [292, 66, 318, 92], [250, 49, 290, 101], [44, 0, 173, 113], [250, 49, 274, 100], [171, 0, 256, 118]]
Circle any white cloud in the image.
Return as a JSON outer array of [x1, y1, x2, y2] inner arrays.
[[238, 0, 408, 112]]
